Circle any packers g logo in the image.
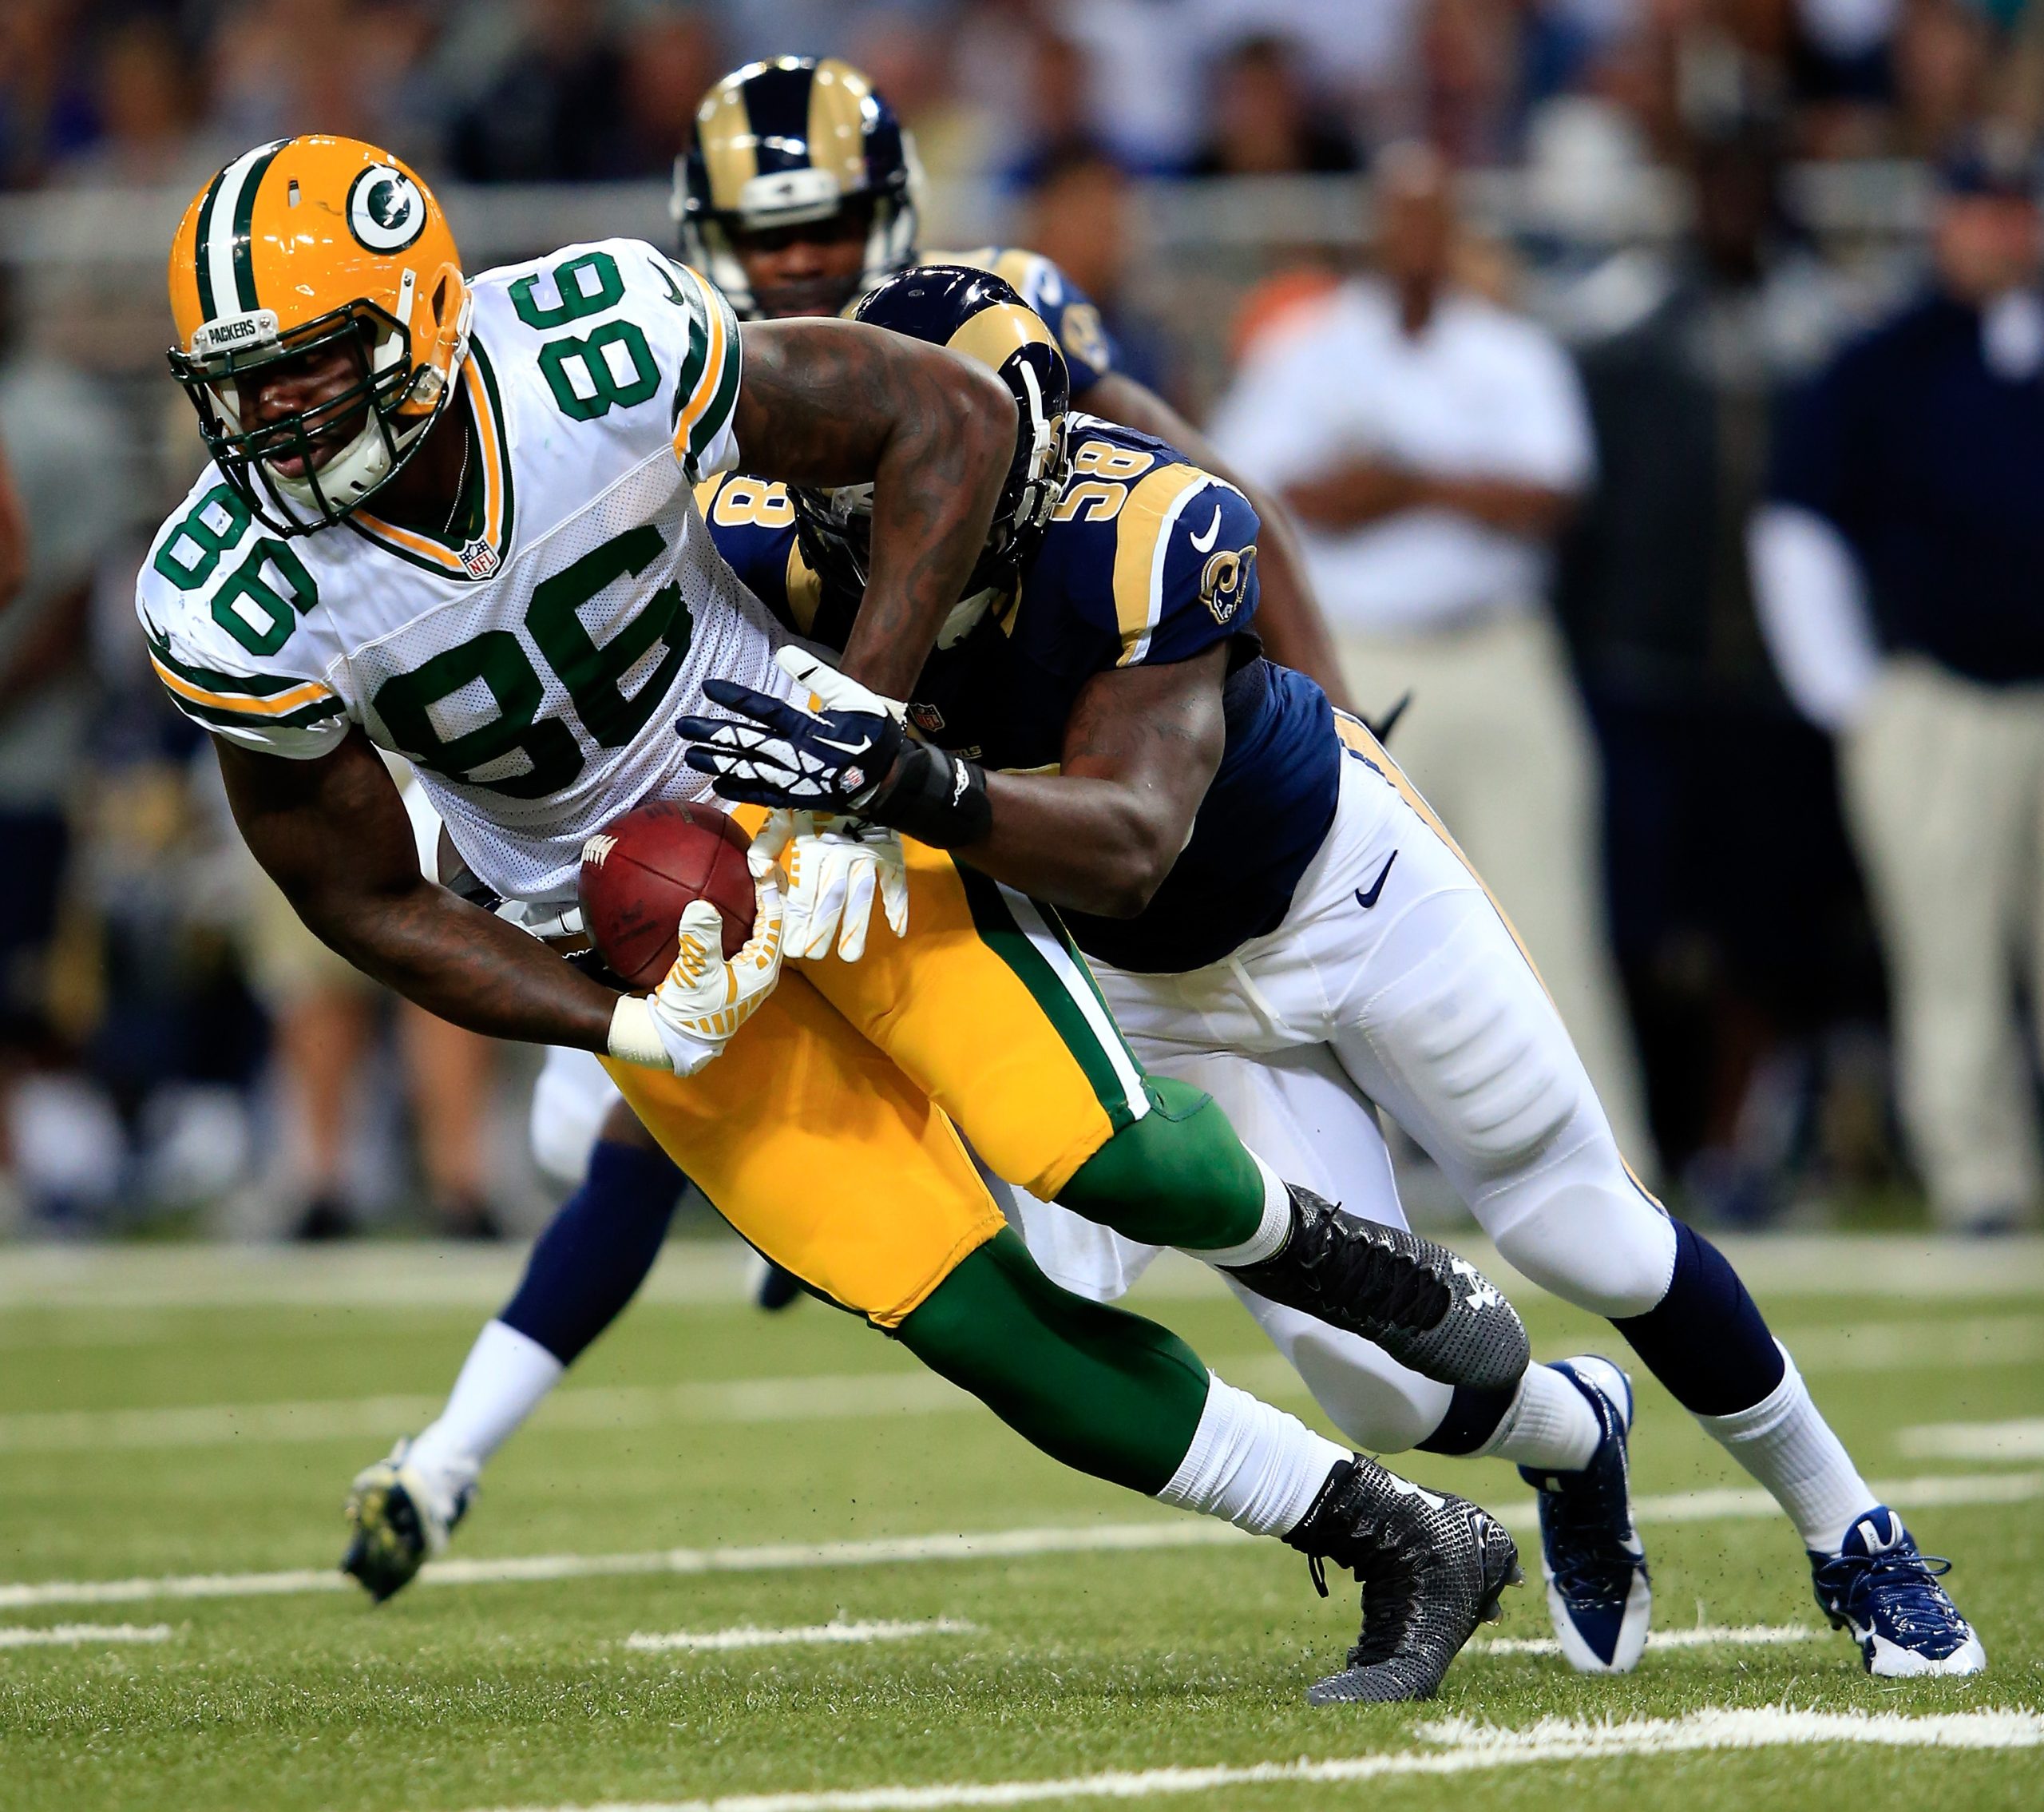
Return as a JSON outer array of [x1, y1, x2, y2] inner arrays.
[[346, 165, 428, 253], [1200, 544, 1258, 625]]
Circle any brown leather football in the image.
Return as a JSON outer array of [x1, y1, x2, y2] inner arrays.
[[577, 799, 755, 989]]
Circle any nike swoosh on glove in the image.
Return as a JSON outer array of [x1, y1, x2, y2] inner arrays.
[[676, 649, 909, 815], [606, 871, 786, 1076], [751, 809, 908, 962]]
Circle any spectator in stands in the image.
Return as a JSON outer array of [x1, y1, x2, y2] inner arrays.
[[1210, 141, 1655, 1170], [1016, 143, 1175, 396], [50, 16, 231, 194], [1753, 137, 2044, 1233], [449, 0, 635, 183], [0, 297, 136, 1223], [619, 6, 723, 180], [1186, 33, 1361, 176], [1555, 118, 1878, 1216]]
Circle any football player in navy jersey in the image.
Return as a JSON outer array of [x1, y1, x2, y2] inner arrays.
[[679, 268, 1983, 1683]]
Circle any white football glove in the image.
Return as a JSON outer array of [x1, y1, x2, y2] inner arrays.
[[751, 808, 909, 963], [776, 644, 909, 724], [606, 867, 786, 1075]]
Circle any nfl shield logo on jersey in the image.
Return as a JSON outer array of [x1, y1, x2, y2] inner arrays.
[[461, 538, 500, 579]]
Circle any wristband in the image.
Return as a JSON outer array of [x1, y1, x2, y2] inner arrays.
[[859, 740, 993, 849], [606, 995, 719, 1076]]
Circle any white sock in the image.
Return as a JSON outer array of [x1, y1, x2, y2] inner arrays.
[[1155, 1372, 1350, 1536], [1474, 1362, 1604, 1473], [1187, 1154, 1291, 1267], [404, 1319, 564, 1487], [1693, 1342, 1875, 1553]]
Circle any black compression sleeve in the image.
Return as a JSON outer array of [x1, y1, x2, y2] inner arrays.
[[860, 739, 993, 849]]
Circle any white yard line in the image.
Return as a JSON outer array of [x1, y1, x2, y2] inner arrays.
[[624, 1619, 977, 1655], [1471, 1623, 1820, 1657], [4, 1470, 2034, 1612], [1900, 1417, 2044, 1461], [466, 1706, 2044, 1812], [0, 1622, 174, 1648]]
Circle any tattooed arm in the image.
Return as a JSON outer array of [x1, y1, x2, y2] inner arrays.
[[734, 319, 1013, 698], [216, 730, 619, 1050], [1077, 371, 1352, 710], [955, 645, 1227, 918]]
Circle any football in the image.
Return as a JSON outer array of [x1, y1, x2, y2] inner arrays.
[[577, 799, 755, 988]]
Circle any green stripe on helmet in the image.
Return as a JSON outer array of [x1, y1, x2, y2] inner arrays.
[[192, 169, 228, 323], [229, 142, 287, 313]]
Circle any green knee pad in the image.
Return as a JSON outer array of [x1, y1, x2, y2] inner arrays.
[[895, 1230, 1210, 1494], [1057, 1076, 1266, 1249]]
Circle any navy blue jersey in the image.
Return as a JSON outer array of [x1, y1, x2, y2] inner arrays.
[[698, 416, 1338, 972]]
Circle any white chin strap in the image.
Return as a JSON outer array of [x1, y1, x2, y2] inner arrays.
[[268, 411, 406, 511]]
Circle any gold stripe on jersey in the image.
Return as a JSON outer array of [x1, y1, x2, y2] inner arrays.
[[670, 273, 735, 468], [1110, 463, 1209, 665], [149, 656, 338, 720], [353, 349, 509, 575], [806, 60, 873, 191], [783, 539, 822, 632], [945, 300, 1056, 377]]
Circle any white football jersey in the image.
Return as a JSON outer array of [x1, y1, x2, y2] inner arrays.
[[137, 238, 797, 903]]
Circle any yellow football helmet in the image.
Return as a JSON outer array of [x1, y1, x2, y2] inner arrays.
[[166, 135, 470, 533]]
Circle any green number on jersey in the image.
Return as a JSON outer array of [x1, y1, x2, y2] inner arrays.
[[526, 524, 693, 748], [374, 630, 585, 802], [537, 321, 660, 423], [153, 486, 321, 656], [212, 538, 317, 656], [508, 250, 624, 331], [372, 523, 695, 797], [153, 484, 252, 589]]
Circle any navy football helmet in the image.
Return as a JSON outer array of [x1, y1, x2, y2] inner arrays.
[[794, 266, 1072, 640], [676, 57, 920, 319]]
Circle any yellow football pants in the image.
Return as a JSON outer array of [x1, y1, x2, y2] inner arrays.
[[604, 832, 1151, 1327]]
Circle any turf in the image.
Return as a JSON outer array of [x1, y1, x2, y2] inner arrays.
[[0, 1238, 2038, 1812]]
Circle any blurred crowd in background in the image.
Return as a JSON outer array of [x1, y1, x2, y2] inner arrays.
[[0, 0, 2041, 1241]]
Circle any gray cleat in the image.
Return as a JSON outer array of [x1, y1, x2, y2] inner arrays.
[[1226, 1185, 1531, 1390], [1285, 1454, 1521, 1703]]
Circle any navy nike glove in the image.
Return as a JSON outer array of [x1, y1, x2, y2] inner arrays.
[[679, 678, 905, 813]]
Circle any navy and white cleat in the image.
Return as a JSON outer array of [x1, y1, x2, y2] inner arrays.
[[1810, 1505, 1987, 1677], [341, 1439, 474, 1604], [1518, 1356, 1650, 1673]]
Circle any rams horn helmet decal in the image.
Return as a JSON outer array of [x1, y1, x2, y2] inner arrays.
[[347, 165, 428, 252]]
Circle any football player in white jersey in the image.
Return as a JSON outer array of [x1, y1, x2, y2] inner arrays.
[[142, 135, 1531, 1703]]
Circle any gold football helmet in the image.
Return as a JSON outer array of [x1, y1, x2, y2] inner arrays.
[[166, 135, 470, 533]]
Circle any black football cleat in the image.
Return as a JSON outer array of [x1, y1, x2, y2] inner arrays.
[[341, 1441, 472, 1604], [1223, 1185, 1530, 1390], [1285, 1455, 1521, 1703]]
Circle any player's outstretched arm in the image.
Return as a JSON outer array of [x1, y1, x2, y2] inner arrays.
[[1076, 371, 1350, 711], [732, 318, 1014, 698], [215, 730, 621, 1052], [967, 647, 1227, 918]]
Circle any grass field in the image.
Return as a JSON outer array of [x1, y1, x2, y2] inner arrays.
[[0, 1235, 2038, 1812]]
